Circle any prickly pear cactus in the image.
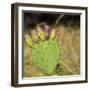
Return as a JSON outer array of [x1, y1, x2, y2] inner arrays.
[[26, 24, 61, 75], [32, 39, 60, 75]]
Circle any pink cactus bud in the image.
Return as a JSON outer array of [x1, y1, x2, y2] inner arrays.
[[44, 25, 49, 33], [44, 25, 51, 39]]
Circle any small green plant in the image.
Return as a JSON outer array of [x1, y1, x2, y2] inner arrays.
[[26, 24, 61, 75]]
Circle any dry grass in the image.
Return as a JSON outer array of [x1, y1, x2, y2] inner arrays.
[[23, 25, 80, 77], [56, 26, 80, 75]]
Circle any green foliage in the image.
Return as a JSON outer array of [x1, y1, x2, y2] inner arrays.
[[32, 39, 60, 75]]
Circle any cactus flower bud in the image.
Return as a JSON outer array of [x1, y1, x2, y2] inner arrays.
[[44, 25, 50, 40]]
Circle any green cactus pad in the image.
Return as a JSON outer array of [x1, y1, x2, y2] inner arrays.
[[32, 39, 60, 75]]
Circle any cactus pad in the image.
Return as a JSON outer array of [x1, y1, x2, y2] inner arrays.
[[32, 39, 60, 75]]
